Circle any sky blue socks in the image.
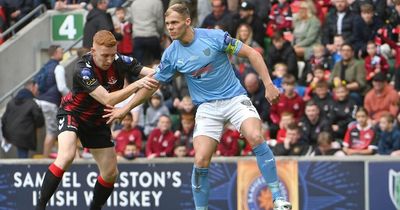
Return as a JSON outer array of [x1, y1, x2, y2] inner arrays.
[[192, 166, 209, 210], [253, 141, 282, 200]]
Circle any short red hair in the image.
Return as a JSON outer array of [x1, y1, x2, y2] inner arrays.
[[93, 30, 117, 47]]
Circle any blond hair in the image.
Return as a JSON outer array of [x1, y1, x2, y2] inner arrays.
[[165, 3, 190, 18]]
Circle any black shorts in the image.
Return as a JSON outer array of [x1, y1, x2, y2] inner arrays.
[[56, 110, 114, 149]]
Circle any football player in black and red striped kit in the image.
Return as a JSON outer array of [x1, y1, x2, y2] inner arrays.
[[35, 30, 158, 210]]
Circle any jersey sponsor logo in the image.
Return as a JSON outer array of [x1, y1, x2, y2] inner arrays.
[[81, 68, 96, 86], [58, 118, 65, 130], [240, 100, 252, 107], [192, 62, 213, 78], [107, 76, 117, 85], [202, 48, 210, 56], [189, 55, 200, 61], [85, 62, 92, 67], [120, 55, 133, 64]]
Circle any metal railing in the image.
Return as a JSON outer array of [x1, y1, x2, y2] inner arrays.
[[0, 35, 82, 106], [0, 4, 47, 39]]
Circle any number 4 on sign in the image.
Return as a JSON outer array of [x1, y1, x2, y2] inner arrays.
[[59, 15, 77, 39]]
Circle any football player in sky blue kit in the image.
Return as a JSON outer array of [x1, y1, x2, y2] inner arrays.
[[104, 4, 292, 210]]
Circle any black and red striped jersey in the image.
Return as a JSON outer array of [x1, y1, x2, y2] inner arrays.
[[60, 53, 142, 126]]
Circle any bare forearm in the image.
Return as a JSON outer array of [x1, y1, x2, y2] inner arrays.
[[348, 148, 374, 155], [121, 86, 158, 113], [107, 82, 140, 105], [248, 51, 273, 86]]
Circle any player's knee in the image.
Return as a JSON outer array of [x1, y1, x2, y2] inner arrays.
[[102, 167, 119, 182], [194, 155, 211, 168], [246, 132, 264, 147], [110, 168, 119, 182], [55, 152, 75, 168]]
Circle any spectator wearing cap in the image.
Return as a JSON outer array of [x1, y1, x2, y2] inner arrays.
[[322, 0, 356, 52], [364, 72, 399, 124], [234, 1, 265, 47]]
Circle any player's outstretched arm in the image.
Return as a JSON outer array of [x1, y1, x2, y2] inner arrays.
[[103, 85, 159, 124], [237, 44, 280, 104], [90, 72, 158, 106], [138, 66, 157, 78]]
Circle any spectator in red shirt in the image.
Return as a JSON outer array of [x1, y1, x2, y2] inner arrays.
[[114, 112, 143, 156], [364, 41, 389, 81], [216, 124, 240, 156], [146, 115, 177, 158], [343, 107, 377, 155], [114, 7, 133, 56], [364, 72, 399, 124], [276, 112, 295, 144], [266, 0, 293, 37], [270, 73, 305, 125]]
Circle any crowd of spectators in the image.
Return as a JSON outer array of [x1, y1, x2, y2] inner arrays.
[[2, 0, 400, 159]]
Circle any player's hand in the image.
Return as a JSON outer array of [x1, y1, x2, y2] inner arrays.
[[137, 72, 158, 89], [265, 83, 280, 105], [103, 104, 128, 124]]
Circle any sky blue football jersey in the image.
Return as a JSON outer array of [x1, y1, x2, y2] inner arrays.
[[155, 28, 247, 105]]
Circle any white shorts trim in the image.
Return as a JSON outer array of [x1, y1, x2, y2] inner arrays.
[[193, 95, 260, 141]]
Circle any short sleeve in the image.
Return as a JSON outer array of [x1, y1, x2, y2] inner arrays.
[[118, 54, 143, 78], [154, 54, 176, 83], [74, 67, 100, 93], [213, 29, 243, 55]]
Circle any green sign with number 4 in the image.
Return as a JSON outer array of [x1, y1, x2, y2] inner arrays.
[[52, 13, 84, 41]]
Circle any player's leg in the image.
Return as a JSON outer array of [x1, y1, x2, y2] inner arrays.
[[36, 131, 78, 210], [192, 136, 218, 210], [227, 95, 291, 210], [240, 118, 291, 209], [191, 102, 223, 210], [89, 147, 119, 210]]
